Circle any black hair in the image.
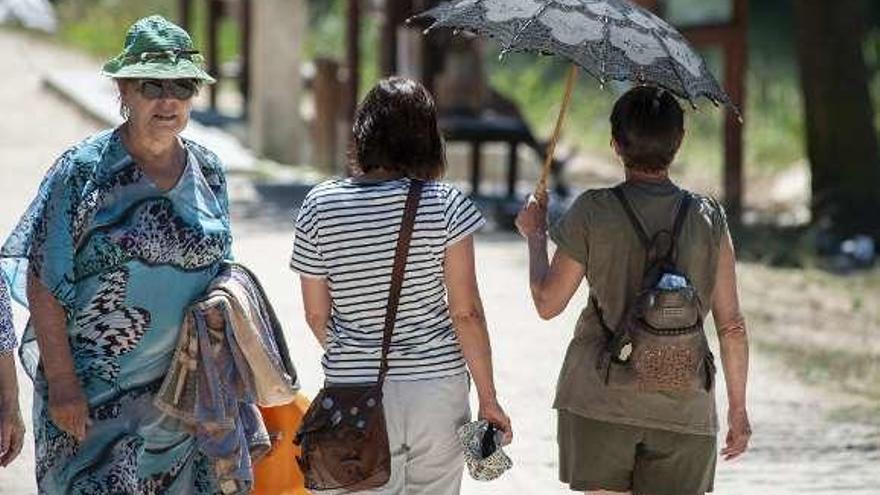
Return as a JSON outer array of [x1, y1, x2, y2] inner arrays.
[[610, 86, 685, 172], [350, 77, 445, 180]]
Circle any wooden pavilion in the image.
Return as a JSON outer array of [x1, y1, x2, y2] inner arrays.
[[360, 0, 749, 218], [177, 0, 748, 219]]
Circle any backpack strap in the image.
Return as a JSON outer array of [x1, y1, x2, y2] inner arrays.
[[671, 192, 693, 245], [662, 192, 693, 263], [614, 186, 694, 264], [611, 186, 651, 249]]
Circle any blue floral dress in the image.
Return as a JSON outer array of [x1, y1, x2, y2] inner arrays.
[[1, 128, 233, 494]]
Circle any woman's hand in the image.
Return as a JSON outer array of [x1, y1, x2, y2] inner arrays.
[[478, 398, 513, 446], [0, 352, 25, 467], [721, 407, 751, 461], [0, 401, 25, 467], [515, 195, 547, 239], [47, 375, 90, 442], [27, 272, 90, 441]]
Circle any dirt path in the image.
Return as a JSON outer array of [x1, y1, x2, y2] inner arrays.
[[0, 28, 877, 495]]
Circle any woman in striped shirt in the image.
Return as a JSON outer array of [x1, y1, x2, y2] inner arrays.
[[291, 77, 512, 494]]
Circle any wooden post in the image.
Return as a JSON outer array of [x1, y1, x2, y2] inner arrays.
[[382, 0, 413, 76], [207, 0, 222, 111], [240, 0, 252, 119], [248, 0, 307, 164], [675, 5, 748, 224], [723, 0, 748, 224], [314, 59, 343, 173], [471, 141, 483, 195], [346, 0, 361, 121], [380, 0, 395, 76], [507, 141, 519, 198], [178, 0, 192, 32], [413, 0, 440, 94]]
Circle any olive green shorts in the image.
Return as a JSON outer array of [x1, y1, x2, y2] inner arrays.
[[558, 411, 716, 495]]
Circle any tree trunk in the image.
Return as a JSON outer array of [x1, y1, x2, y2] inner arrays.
[[793, 0, 880, 240]]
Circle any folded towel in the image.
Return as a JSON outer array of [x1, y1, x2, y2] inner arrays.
[[155, 262, 299, 493]]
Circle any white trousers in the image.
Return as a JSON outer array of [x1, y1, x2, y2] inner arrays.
[[328, 372, 471, 495]]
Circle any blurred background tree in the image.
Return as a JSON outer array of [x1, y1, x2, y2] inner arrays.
[[793, 0, 880, 241]]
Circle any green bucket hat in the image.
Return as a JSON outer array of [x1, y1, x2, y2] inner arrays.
[[102, 15, 216, 84]]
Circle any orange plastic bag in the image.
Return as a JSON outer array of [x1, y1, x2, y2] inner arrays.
[[252, 392, 312, 495]]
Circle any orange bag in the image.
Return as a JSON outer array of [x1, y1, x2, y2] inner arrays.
[[252, 392, 312, 495]]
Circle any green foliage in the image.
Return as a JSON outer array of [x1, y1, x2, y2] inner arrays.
[[56, 0, 241, 64], [304, 0, 345, 59], [56, 0, 176, 58], [664, 0, 732, 27], [54, 0, 879, 184]]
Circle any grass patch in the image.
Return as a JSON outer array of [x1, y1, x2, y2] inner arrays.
[[826, 403, 880, 426], [732, 224, 818, 267], [755, 339, 880, 401]]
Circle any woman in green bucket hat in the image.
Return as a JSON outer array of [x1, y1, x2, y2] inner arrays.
[[0, 15, 240, 494]]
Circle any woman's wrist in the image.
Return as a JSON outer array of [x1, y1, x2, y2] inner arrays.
[[0, 353, 18, 403], [526, 231, 547, 244], [0, 385, 19, 412], [477, 388, 499, 407], [46, 371, 80, 389]]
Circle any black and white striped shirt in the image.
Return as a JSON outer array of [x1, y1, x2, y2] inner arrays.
[[290, 177, 485, 383]]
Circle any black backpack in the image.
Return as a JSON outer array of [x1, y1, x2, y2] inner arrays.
[[593, 186, 715, 393]]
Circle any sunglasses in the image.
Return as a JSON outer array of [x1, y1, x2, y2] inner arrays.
[[137, 79, 198, 100]]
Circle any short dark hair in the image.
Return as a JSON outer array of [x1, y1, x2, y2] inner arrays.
[[350, 77, 445, 180], [610, 86, 684, 172]]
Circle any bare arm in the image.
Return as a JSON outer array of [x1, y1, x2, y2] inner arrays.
[[711, 232, 751, 460], [0, 352, 24, 466], [516, 199, 585, 320], [26, 272, 89, 441], [444, 236, 512, 443], [27, 272, 76, 383], [0, 352, 19, 410], [300, 276, 331, 348]]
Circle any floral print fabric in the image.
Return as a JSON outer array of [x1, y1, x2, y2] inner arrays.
[[0, 128, 233, 494]]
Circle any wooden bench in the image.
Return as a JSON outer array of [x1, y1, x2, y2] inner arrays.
[[439, 112, 570, 199]]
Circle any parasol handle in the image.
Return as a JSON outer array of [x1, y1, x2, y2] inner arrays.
[[535, 64, 578, 203]]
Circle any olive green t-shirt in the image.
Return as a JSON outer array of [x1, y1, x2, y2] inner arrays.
[[549, 179, 728, 436]]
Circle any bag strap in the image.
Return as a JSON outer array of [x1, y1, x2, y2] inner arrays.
[[377, 179, 424, 386], [671, 192, 693, 246], [596, 188, 695, 332], [611, 186, 650, 249], [612, 186, 694, 264], [656, 192, 693, 265]]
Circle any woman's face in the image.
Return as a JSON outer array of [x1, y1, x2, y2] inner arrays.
[[119, 79, 197, 140]]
